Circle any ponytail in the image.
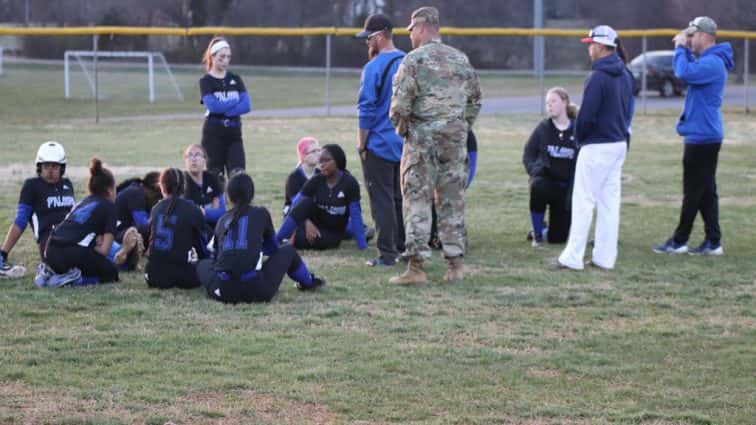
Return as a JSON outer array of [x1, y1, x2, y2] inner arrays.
[[87, 157, 115, 198], [615, 38, 628, 64], [202, 36, 228, 72], [225, 172, 255, 228]]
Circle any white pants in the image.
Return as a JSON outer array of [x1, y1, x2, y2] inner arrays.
[[559, 142, 627, 270]]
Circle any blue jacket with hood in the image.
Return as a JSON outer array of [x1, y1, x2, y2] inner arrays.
[[674, 43, 734, 144], [575, 52, 634, 146]]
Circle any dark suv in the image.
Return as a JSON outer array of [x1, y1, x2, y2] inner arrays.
[[629, 50, 687, 97]]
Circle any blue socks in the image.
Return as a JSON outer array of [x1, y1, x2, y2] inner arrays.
[[530, 212, 545, 239], [288, 261, 313, 288]]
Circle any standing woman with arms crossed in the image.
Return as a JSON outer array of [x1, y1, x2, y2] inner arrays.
[[199, 37, 251, 187]]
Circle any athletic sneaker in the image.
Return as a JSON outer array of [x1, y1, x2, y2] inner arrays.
[[34, 263, 55, 287], [653, 238, 688, 254], [531, 233, 544, 248], [0, 262, 26, 279], [688, 240, 724, 256], [295, 273, 326, 291], [47, 267, 83, 288], [526, 227, 549, 242], [366, 256, 397, 267]]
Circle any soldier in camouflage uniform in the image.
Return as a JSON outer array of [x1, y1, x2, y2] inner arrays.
[[389, 6, 482, 285]]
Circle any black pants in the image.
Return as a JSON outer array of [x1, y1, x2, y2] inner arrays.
[[202, 120, 245, 186], [145, 260, 200, 289], [45, 242, 119, 283], [673, 143, 721, 244], [529, 175, 571, 243], [361, 151, 405, 259], [197, 244, 301, 303], [290, 197, 345, 250]]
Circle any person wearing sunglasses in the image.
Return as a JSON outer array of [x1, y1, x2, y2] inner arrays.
[[556, 25, 634, 271], [654, 17, 734, 256], [355, 14, 407, 268]]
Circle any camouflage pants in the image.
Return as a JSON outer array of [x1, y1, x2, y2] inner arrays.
[[400, 122, 467, 259]]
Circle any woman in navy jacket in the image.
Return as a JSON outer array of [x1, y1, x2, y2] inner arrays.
[[557, 26, 634, 271]]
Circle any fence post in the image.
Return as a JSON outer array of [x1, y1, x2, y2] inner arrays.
[[93, 34, 99, 124], [641, 35, 647, 115], [745, 38, 750, 114], [325, 33, 332, 117], [533, 0, 545, 115], [148, 53, 155, 103]]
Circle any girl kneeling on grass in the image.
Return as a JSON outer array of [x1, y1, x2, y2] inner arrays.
[[41, 158, 140, 286], [197, 172, 325, 303], [144, 168, 210, 289]]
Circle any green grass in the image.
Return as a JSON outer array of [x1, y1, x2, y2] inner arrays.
[[0, 99, 755, 421], [0, 62, 587, 123]]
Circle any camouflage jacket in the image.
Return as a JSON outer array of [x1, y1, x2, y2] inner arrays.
[[390, 39, 482, 137]]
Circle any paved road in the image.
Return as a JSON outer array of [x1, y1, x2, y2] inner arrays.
[[101, 85, 754, 123]]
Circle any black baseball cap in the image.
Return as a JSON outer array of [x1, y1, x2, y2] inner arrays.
[[355, 14, 393, 39]]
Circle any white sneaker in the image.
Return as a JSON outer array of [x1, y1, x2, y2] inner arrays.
[[47, 268, 82, 288], [34, 263, 55, 288], [0, 262, 27, 279]]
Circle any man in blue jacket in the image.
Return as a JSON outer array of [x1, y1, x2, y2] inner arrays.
[[557, 25, 633, 271], [356, 14, 406, 267], [654, 17, 734, 256]]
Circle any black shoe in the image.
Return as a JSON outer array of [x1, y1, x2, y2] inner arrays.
[[366, 256, 397, 267], [365, 226, 376, 242], [296, 274, 326, 291]]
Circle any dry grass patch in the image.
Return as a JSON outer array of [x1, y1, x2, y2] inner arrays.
[[0, 383, 344, 425]]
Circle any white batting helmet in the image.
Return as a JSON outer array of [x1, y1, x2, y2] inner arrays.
[[36, 141, 67, 176]]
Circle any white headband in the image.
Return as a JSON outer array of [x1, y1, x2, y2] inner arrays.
[[210, 40, 230, 56]]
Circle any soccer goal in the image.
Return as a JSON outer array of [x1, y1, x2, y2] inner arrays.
[[64, 50, 183, 102]]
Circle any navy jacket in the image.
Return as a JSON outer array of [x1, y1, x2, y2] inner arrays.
[[576, 53, 634, 146], [674, 43, 734, 144]]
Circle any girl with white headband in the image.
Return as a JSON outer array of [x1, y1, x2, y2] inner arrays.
[[199, 37, 252, 189]]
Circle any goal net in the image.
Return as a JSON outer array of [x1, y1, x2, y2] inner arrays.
[[64, 50, 183, 102]]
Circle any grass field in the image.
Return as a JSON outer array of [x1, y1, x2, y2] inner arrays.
[[0, 109, 754, 424], [0, 61, 587, 123], [1, 66, 755, 423]]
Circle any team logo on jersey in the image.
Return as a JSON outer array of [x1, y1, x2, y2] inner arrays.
[[47, 195, 75, 209], [206, 187, 213, 194], [213, 91, 240, 102], [214, 288, 222, 297], [62, 184, 70, 190], [547, 145, 576, 159], [337, 191, 345, 199], [230, 79, 236, 85]]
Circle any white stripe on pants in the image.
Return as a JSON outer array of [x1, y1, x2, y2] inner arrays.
[[558, 142, 627, 270]]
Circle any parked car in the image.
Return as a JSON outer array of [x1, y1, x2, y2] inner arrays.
[[628, 50, 687, 97]]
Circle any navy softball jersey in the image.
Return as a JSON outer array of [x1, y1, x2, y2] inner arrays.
[[148, 197, 209, 265], [199, 71, 249, 120], [16, 177, 75, 244], [299, 172, 361, 233], [49, 196, 117, 248], [212, 206, 276, 276], [184, 171, 222, 209], [115, 184, 149, 236]]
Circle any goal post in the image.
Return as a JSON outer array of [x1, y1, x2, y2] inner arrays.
[[64, 50, 183, 102]]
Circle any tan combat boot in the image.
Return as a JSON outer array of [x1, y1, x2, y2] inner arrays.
[[389, 256, 428, 285], [443, 256, 464, 282]]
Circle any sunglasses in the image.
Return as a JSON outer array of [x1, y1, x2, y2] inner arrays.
[[365, 30, 383, 43], [185, 152, 205, 160]]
